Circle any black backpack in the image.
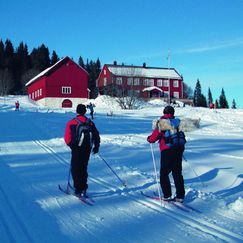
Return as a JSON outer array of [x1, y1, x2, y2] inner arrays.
[[163, 118, 186, 147], [74, 118, 93, 147]]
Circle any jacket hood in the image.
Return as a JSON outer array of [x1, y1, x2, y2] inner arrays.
[[161, 114, 174, 119]]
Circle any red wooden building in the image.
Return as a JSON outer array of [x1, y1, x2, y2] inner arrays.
[[97, 64, 183, 100], [25, 56, 89, 108]]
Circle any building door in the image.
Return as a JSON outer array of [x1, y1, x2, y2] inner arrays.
[[62, 99, 72, 108]]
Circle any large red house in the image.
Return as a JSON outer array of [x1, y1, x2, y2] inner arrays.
[[25, 56, 89, 108], [98, 64, 183, 100]]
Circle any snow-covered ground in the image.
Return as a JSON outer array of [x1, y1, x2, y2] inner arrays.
[[0, 95, 242, 243]]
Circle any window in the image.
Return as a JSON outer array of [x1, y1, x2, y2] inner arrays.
[[116, 77, 122, 85], [104, 69, 106, 75], [143, 79, 149, 86], [103, 77, 107, 86], [62, 86, 71, 94], [39, 89, 42, 96], [148, 79, 154, 86], [127, 78, 133, 85], [164, 91, 169, 97], [163, 80, 169, 87], [173, 80, 179, 87], [157, 79, 162, 87], [173, 91, 179, 98], [133, 78, 140, 85]]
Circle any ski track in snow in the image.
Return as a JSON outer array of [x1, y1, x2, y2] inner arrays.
[[0, 185, 34, 243], [32, 139, 243, 242]]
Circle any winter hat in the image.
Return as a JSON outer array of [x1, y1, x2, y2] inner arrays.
[[163, 105, 175, 115], [76, 104, 86, 115]]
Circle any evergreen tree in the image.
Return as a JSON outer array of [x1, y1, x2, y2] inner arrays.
[[219, 88, 229, 108], [0, 68, 14, 95], [96, 58, 101, 73], [84, 58, 102, 99], [208, 87, 213, 106], [4, 39, 14, 69], [30, 44, 50, 71], [0, 39, 4, 69], [193, 79, 201, 106], [13, 42, 30, 93], [199, 94, 207, 107], [78, 56, 85, 68], [193, 79, 207, 107], [231, 99, 236, 109], [50, 51, 59, 65], [215, 99, 219, 108]]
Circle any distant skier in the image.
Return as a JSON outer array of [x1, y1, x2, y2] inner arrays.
[[147, 105, 186, 203], [15, 101, 20, 111], [64, 104, 100, 196], [87, 102, 95, 119]]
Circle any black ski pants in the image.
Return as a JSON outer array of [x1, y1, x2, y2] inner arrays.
[[160, 147, 185, 199], [71, 146, 91, 193]]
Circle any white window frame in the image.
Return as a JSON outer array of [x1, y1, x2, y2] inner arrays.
[[148, 79, 154, 86], [143, 79, 149, 86], [104, 69, 106, 75], [173, 80, 179, 88], [116, 77, 122, 85], [103, 77, 107, 86], [157, 79, 162, 87], [163, 80, 169, 87], [62, 86, 72, 94], [173, 91, 179, 98], [133, 78, 140, 85], [127, 77, 133, 85]]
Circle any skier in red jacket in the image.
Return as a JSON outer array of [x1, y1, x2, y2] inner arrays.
[[15, 101, 20, 111], [64, 104, 100, 196], [147, 105, 185, 202]]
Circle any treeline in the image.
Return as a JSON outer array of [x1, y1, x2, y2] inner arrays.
[[0, 38, 101, 98], [192, 79, 236, 109], [0, 38, 237, 108]]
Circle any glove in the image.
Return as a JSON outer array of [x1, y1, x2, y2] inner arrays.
[[147, 136, 151, 143], [92, 146, 99, 154]]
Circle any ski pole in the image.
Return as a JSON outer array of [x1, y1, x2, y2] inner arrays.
[[183, 155, 206, 188], [67, 166, 73, 192], [97, 153, 127, 188], [150, 143, 163, 206], [67, 165, 71, 191]]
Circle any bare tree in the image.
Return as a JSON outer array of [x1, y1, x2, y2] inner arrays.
[[116, 87, 141, 109], [0, 69, 14, 96], [21, 68, 40, 94], [115, 66, 142, 109]]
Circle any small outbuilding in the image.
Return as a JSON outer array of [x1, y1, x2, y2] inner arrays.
[[25, 56, 89, 108]]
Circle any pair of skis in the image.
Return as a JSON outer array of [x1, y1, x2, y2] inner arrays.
[[58, 185, 95, 206], [58, 185, 200, 213], [140, 191, 201, 213]]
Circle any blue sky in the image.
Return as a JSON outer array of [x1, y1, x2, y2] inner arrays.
[[1, 0, 243, 107]]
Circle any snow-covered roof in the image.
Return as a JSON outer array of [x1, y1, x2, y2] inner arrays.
[[106, 65, 181, 79], [25, 56, 88, 87], [25, 58, 65, 87], [142, 86, 163, 92]]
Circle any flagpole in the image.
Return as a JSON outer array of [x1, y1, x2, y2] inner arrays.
[[167, 49, 171, 104]]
